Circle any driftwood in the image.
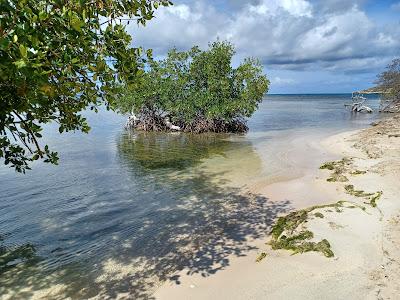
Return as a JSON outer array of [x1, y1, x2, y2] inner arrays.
[[344, 94, 373, 113]]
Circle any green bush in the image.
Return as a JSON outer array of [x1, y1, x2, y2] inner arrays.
[[118, 41, 269, 133]]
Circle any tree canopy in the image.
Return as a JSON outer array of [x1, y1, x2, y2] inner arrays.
[[118, 41, 269, 133], [0, 0, 171, 172], [376, 58, 400, 112]]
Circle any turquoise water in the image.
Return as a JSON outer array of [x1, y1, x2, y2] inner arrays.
[[0, 94, 382, 299]]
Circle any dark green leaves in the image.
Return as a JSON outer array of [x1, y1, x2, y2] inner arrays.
[[117, 41, 269, 133], [0, 0, 171, 172]]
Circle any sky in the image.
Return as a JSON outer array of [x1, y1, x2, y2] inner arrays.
[[128, 0, 400, 94]]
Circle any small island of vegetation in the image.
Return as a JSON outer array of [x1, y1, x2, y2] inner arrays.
[[117, 41, 269, 133]]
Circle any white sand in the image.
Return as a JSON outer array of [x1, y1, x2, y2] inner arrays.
[[154, 116, 400, 299]]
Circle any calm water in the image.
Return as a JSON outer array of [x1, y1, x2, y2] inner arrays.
[[0, 94, 382, 299]]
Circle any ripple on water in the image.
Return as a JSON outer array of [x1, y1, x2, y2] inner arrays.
[[0, 95, 384, 298]]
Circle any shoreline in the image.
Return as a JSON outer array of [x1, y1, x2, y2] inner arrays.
[[154, 115, 400, 299]]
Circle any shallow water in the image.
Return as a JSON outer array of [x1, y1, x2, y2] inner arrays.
[[0, 94, 383, 299]]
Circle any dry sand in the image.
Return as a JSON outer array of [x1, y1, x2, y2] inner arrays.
[[154, 115, 400, 300]]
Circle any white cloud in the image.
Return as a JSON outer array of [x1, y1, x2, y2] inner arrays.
[[280, 0, 313, 17], [298, 7, 373, 61], [271, 77, 296, 85], [128, 3, 225, 53], [248, 0, 312, 17], [129, 0, 400, 75]]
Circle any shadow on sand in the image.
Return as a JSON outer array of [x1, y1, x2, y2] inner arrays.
[[98, 170, 290, 299]]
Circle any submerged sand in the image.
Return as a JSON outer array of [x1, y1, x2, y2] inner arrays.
[[155, 115, 400, 299]]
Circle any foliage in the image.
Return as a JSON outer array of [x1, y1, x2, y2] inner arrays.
[[118, 41, 270, 133], [0, 0, 171, 172], [376, 58, 400, 112]]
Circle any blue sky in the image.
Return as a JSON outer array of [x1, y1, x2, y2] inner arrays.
[[129, 0, 400, 93]]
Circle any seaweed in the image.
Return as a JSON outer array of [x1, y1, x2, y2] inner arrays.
[[270, 230, 313, 250], [270, 230, 334, 258], [320, 158, 352, 182], [270, 210, 308, 240], [314, 212, 324, 218], [269, 207, 334, 258], [319, 162, 336, 170], [268, 200, 368, 258], [350, 170, 367, 175], [255, 252, 267, 262], [369, 191, 383, 208], [293, 239, 334, 258], [344, 185, 374, 197], [327, 175, 348, 182]]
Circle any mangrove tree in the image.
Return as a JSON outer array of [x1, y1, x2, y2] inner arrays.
[[118, 41, 270, 133]]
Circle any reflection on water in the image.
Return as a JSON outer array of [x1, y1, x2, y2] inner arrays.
[[0, 169, 290, 299], [0, 94, 384, 299], [1, 124, 284, 299], [117, 131, 234, 170]]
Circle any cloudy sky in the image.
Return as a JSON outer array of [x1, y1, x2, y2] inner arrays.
[[128, 0, 400, 93]]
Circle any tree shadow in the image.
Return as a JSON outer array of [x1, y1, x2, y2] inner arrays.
[[0, 234, 38, 274], [90, 170, 291, 299], [0, 132, 291, 299]]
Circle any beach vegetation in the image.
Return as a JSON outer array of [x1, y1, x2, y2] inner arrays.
[[376, 58, 400, 112], [117, 41, 269, 133], [0, 0, 171, 172]]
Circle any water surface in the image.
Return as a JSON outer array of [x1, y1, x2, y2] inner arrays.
[[0, 94, 383, 299]]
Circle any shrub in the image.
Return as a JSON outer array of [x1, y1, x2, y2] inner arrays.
[[117, 41, 269, 133]]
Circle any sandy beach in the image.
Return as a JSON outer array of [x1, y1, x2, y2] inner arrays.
[[154, 115, 400, 300]]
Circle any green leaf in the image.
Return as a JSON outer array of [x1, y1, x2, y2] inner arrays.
[[14, 59, 26, 68], [19, 44, 27, 58], [70, 15, 83, 32], [39, 11, 47, 21]]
